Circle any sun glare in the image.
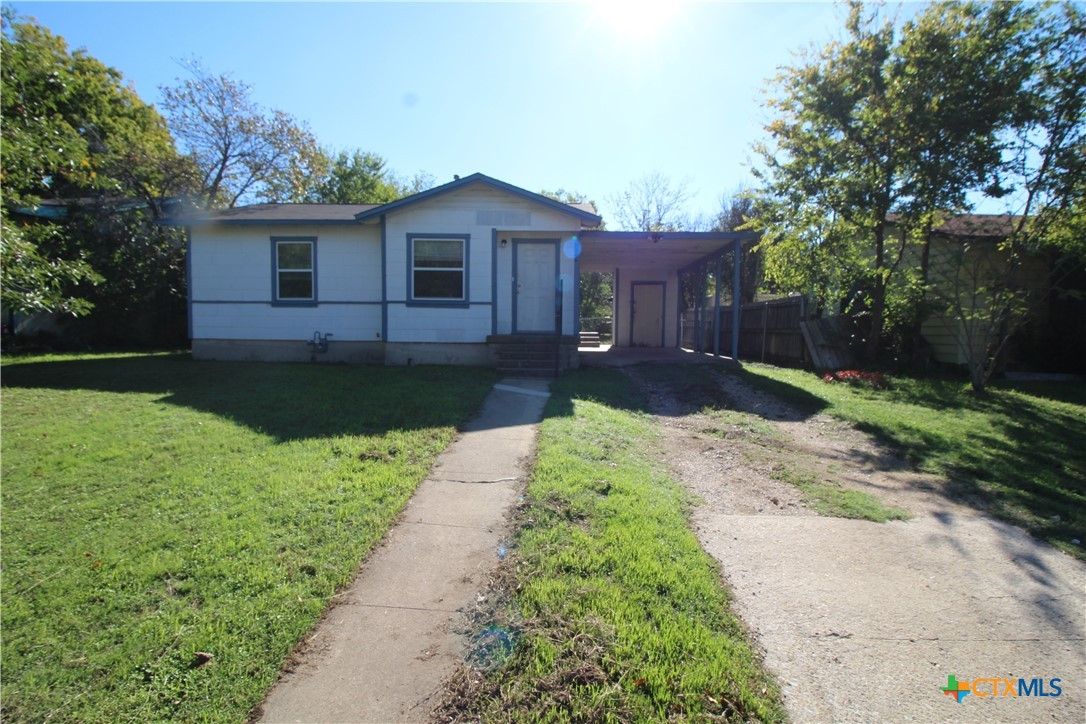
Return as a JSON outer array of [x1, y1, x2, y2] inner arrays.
[[588, 0, 681, 41]]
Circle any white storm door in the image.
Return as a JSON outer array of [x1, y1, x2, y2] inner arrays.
[[514, 242, 556, 333], [631, 283, 664, 347]]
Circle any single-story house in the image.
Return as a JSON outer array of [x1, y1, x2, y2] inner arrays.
[[177, 173, 755, 371]]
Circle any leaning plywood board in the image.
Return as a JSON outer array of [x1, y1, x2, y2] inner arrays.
[[800, 318, 856, 370]]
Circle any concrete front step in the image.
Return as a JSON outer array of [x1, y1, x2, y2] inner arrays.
[[497, 360, 556, 371], [496, 352, 557, 362], [497, 367, 555, 378], [487, 334, 579, 345], [579, 332, 601, 348], [487, 335, 578, 374]]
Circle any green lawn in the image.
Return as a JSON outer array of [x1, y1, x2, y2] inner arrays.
[[736, 363, 1086, 558], [444, 369, 784, 721], [0, 353, 496, 722]]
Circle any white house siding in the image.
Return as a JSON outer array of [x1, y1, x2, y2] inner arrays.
[[383, 184, 583, 342], [194, 304, 380, 342], [612, 266, 679, 348], [189, 224, 382, 344], [386, 304, 491, 343]]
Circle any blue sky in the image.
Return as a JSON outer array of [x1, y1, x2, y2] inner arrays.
[[13, 1, 871, 224]]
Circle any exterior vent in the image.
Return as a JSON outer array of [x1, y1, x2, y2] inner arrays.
[[477, 210, 531, 226]]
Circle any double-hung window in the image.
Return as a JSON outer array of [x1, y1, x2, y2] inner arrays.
[[273, 238, 315, 302], [410, 235, 467, 302]]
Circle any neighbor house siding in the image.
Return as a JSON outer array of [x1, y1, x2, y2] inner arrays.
[[189, 224, 382, 342], [921, 236, 1051, 365]]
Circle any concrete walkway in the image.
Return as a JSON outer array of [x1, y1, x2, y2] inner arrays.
[[256, 378, 550, 723]]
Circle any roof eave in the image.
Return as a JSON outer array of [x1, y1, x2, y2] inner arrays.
[[579, 230, 760, 241], [160, 218, 364, 227]]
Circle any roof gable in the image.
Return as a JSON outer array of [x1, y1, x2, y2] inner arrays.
[[353, 172, 602, 226]]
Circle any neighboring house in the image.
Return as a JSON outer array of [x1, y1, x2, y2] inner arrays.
[[895, 215, 1080, 370], [178, 173, 753, 370]]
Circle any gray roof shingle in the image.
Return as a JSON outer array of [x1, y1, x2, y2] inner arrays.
[[184, 203, 379, 225]]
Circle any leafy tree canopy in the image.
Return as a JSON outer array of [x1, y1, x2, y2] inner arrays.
[[752, 0, 1042, 359], [159, 59, 325, 208], [1, 10, 188, 209], [1, 11, 190, 318], [309, 150, 435, 204]]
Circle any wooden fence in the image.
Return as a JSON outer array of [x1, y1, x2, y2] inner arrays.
[[682, 297, 807, 366]]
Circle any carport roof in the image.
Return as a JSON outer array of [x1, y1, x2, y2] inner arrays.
[[578, 230, 759, 271]]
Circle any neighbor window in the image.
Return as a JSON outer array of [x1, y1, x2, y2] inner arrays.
[[274, 239, 315, 301], [411, 236, 466, 301]]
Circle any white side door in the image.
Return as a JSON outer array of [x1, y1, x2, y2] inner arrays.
[[631, 283, 664, 347]]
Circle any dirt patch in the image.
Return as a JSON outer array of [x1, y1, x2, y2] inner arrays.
[[626, 365, 1086, 722], [627, 365, 951, 521]]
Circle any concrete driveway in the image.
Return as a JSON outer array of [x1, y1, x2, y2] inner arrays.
[[634, 366, 1085, 722]]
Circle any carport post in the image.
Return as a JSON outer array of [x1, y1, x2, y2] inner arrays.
[[693, 267, 701, 352], [703, 265, 712, 356], [713, 254, 722, 357], [732, 239, 741, 360]]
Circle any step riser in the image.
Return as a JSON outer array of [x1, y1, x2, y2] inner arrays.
[[487, 336, 579, 374]]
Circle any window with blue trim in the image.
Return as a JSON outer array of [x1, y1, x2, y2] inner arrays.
[[275, 239, 315, 301], [412, 237, 465, 300]]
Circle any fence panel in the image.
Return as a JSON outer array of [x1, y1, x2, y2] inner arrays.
[[682, 297, 807, 366]]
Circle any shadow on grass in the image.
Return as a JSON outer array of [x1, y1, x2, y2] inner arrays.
[[735, 365, 1086, 558], [1, 353, 499, 441], [630, 362, 829, 421], [539, 367, 651, 420]]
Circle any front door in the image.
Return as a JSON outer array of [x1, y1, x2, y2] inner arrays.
[[631, 282, 664, 347], [514, 241, 556, 333]]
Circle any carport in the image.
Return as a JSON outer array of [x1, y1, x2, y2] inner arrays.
[[577, 230, 759, 359]]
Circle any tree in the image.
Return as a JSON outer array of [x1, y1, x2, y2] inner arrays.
[[606, 171, 697, 231], [929, 3, 1086, 391], [713, 187, 763, 304], [390, 170, 437, 197], [0, 221, 100, 317], [1, 11, 190, 321], [753, 1, 1036, 361], [160, 60, 325, 208], [310, 150, 405, 204], [1, 11, 184, 208]]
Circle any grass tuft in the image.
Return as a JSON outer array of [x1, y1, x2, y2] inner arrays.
[[770, 467, 911, 523]]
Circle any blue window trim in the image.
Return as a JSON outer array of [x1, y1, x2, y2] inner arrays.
[[185, 227, 193, 340], [511, 238, 560, 334], [406, 233, 470, 306], [629, 280, 667, 348], [491, 228, 498, 335], [271, 236, 317, 304], [573, 239, 581, 336], [380, 215, 388, 341]]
